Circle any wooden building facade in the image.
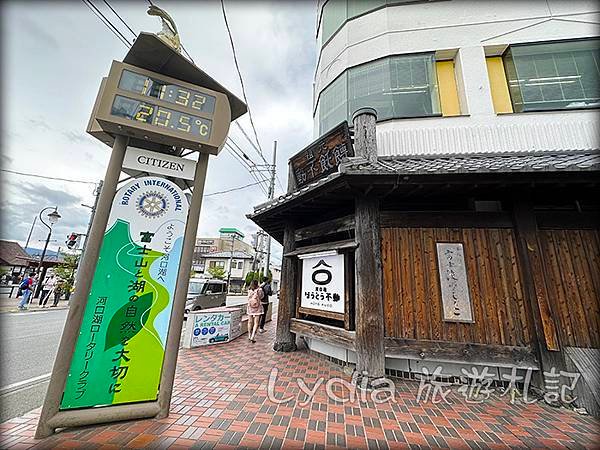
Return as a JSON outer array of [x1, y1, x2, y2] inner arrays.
[[248, 115, 600, 414]]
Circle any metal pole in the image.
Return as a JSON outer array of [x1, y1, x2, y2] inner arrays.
[[24, 215, 37, 250], [34, 228, 52, 298], [81, 180, 103, 259], [263, 141, 277, 279], [227, 234, 234, 292], [157, 152, 210, 418], [36, 135, 129, 439]]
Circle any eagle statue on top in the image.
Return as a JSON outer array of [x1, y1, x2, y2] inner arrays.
[[147, 4, 181, 53]]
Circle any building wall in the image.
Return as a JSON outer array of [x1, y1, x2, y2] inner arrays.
[[313, 0, 599, 155], [381, 227, 532, 347]]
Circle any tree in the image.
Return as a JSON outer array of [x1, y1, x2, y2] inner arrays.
[[207, 266, 226, 280], [54, 253, 80, 299]]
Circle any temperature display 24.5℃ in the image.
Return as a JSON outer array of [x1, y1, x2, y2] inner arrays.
[[119, 69, 216, 115], [111, 96, 212, 140]]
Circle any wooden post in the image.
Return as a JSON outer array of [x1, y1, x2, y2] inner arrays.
[[512, 200, 567, 395], [352, 107, 378, 163], [355, 195, 385, 380], [273, 222, 297, 352], [352, 107, 385, 380]]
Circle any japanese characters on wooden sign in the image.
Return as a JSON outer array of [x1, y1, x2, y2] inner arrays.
[[290, 121, 353, 188], [300, 253, 345, 315], [60, 176, 188, 409], [436, 243, 474, 323]]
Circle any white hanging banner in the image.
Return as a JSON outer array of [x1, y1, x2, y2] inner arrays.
[[300, 253, 345, 314]]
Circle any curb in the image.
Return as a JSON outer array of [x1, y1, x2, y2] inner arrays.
[[1, 306, 70, 314]]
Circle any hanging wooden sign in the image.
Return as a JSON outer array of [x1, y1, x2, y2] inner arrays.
[[290, 121, 353, 188]]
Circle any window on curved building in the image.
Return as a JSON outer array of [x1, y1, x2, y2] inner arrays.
[[319, 53, 441, 134], [503, 39, 600, 112], [319, 72, 348, 134], [321, 0, 437, 46], [322, 0, 347, 44]]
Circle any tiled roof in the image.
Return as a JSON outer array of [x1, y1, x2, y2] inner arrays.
[[339, 151, 600, 175], [250, 151, 599, 217], [202, 251, 254, 259], [0, 240, 33, 266]]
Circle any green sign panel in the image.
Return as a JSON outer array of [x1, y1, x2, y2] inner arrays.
[[61, 176, 188, 409]]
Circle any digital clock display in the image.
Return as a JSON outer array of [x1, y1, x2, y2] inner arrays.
[[118, 69, 216, 115], [111, 95, 212, 139]]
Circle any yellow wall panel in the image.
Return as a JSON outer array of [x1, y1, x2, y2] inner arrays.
[[436, 61, 461, 117], [486, 57, 513, 114]]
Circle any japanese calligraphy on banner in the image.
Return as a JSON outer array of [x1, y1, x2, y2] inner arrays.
[[300, 253, 345, 314], [436, 243, 474, 323], [60, 176, 189, 410], [290, 121, 353, 188]]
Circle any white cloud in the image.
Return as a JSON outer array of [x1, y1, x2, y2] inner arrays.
[[1, 1, 317, 264]]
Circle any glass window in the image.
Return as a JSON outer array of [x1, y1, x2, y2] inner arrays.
[[347, 0, 385, 18], [319, 53, 441, 134], [188, 281, 205, 295], [322, 0, 347, 43], [503, 39, 600, 112], [319, 72, 348, 134]]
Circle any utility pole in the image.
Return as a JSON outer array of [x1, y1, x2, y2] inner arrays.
[[263, 141, 277, 280], [226, 233, 235, 292], [81, 180, 103, 261]]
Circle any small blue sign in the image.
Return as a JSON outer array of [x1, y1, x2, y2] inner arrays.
[[209, 326, 216, 334], [193, 327, 201, 336], [201, 327, 209, 335]]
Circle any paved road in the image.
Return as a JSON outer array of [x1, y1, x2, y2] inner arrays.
[[0, 308, 68, 422], [0, 295, 277, 422]]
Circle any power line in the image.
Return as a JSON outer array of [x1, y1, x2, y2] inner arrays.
[[102, 0, 137, 38], [226, 140, 271, 191], [220, 0, 264, 156], [1, 169, 98, 185], [81, 0, 132, 48], [205, 181, 263, 197]]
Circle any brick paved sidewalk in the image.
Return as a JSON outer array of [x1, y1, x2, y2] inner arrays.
[[1, 323, 598, 449]]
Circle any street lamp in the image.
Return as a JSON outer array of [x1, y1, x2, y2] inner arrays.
[[34, 207, 61, 298]]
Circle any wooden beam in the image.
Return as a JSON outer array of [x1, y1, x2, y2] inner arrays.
[[295, 215, 355, 242], [512, 200, 567, 393], [274, 222, 297, 352], [381, 211, 513, 228], [536, 211, 600, 230], [291, 318, 356, 350], [285, 239, 357, 257], [384, 337, 539, 369], [355, 195, 385, 378]]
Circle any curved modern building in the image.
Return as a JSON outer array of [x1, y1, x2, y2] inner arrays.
[[313, 0, 599, 154], [251, 1, 600, 416]]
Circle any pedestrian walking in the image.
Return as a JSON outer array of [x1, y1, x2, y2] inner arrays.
[[51, 282, 62, 307], [258, 276, 272, 333], [246, 279, 264, 343], [41, 274, 57, 307], [17, 272, 35, 310]]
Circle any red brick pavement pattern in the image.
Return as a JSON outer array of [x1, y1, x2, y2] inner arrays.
[[1, 324, 599, 449]]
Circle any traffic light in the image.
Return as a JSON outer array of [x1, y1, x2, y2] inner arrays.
[[66, 233, 79, 249]]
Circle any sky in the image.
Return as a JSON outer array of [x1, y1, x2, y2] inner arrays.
[[0, 0, 317, 266]]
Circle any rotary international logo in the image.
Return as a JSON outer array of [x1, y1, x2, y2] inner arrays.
[[136, 190, 169, 218]]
